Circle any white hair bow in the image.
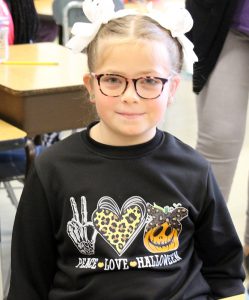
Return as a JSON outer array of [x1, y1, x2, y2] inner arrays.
[[66, 0, 198, 73], [145, 6, 198, 73]]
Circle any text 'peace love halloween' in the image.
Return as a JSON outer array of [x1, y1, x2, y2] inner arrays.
[[76, 251, 182, 270]]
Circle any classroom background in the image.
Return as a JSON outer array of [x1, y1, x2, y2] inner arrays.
[[0, 0, 248, 298]]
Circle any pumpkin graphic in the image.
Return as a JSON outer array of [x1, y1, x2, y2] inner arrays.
[[144, 204, 188, 253]]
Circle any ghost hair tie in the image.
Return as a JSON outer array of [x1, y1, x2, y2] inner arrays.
[[66, 0, 198, 73]]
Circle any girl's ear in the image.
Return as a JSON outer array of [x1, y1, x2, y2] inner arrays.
[[83, 73, 95, 103], [168, 74, 181, 105]]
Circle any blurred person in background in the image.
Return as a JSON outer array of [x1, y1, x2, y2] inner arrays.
[[0, 0, 14, 44], [3, 0, 39, 43], [185, 0, 249, 281]]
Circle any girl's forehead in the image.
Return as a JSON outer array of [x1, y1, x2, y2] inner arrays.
[[94, 38, 172, 75]]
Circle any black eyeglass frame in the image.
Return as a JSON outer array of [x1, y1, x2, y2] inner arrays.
[[91, 73, 171, 100]]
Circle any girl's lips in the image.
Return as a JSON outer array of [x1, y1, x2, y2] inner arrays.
[[116, 112, 145, 119]]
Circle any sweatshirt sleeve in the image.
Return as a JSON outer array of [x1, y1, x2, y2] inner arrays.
[[7, 165, 56, 300], [194, 166, 245, 298]]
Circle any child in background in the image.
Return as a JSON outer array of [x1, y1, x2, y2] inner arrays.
[[7, 0, 245, 299], [3, 0, 38, 44]]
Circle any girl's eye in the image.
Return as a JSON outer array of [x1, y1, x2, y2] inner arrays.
[[102, 75, 123, 85], [140, 77, 160, 86]]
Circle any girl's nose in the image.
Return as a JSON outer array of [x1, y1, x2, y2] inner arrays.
[[120, 81, 140, 103]]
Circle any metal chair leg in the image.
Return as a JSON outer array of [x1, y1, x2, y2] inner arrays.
[[3, 265, 10, 300], [0, 219, 3, 300], [3, 182, 19, 208]]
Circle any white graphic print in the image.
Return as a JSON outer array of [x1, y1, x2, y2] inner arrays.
[[75, 251, 182, 270], [67, 196, 97, 255], [92, 196, 147, 256]]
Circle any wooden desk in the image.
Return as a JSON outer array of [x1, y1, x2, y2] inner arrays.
[[0, 43, 97, 137], [34, 0, 53, 16], [0, 119, 26, 151]]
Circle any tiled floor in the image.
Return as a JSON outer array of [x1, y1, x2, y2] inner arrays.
[[0, 74, 248, 298]]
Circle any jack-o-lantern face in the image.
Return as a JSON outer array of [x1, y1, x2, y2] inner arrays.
[[143, 203, 188, 254], [144, 221, 180, 253]]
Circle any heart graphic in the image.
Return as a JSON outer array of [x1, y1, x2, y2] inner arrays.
[[92, 196, 147, 256]]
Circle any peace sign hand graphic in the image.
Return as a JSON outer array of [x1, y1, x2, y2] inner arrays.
[[67, 196, 97, 255]]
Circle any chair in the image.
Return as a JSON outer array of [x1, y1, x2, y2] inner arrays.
[[52, 0, 124, 45], [0, 120, 26, 298], [0, 122, 46, 299], [62, 1, 85, 44], [0, 119, 51, 299], [0, 119, 45, 208], [0, 141, 44, 208]]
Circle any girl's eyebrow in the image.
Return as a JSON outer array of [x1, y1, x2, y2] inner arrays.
[[98, 70, 164, 77]]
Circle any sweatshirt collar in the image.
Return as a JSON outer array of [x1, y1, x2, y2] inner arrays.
[[81, 122, 165, 159]]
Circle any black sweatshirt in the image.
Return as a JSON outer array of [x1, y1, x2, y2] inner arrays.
[[7, 124, 245, 300]]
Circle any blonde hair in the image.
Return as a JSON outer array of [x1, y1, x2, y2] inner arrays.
[[86, 15, 183, 73]]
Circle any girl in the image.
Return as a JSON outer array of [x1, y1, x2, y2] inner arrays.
[[7, 1, 245, 299]]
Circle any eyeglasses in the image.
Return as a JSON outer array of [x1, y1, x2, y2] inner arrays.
[[91, 73, 171, 100]]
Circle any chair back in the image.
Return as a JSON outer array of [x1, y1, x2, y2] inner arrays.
[[52, 0, 124, 44], [0, 145, 44, 181]]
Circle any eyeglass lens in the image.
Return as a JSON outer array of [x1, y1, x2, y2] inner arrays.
[[98, 74, 166, 99]]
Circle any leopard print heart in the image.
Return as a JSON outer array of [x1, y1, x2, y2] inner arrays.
[[92, 196, 147, 256]]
